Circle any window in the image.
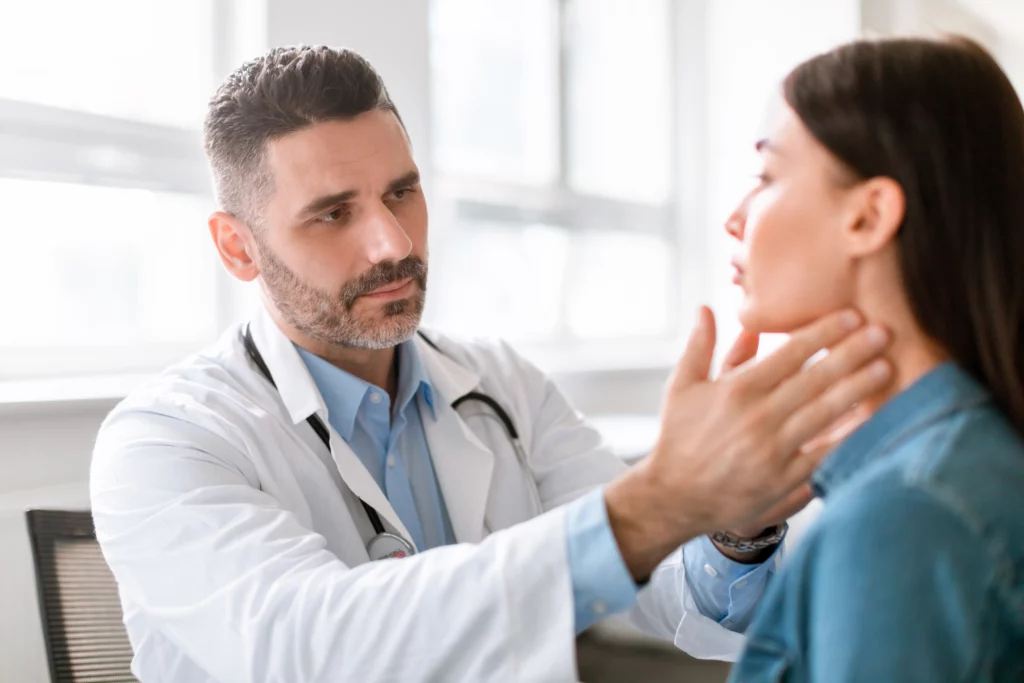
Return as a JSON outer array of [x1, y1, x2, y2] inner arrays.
[[0, 0, 233, 379], [426, 0, 683, 367]]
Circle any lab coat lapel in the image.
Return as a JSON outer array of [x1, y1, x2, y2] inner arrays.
[[326, 424, 416, 548], [416, 335, 495, 544], [248, 307, 415, 548]]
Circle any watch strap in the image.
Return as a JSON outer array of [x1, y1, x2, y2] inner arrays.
[[710, 522, 788, 554]]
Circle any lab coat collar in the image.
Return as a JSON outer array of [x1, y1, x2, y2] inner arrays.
[[412, 331, 482, 406], [248, 309, 477, 427], [248, 307, 328, 427], [248, 308, 416, 546], [248, 309, 495, 546], [414, 332, 495, 544]]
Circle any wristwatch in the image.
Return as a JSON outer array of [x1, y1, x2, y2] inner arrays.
[[710, 522, 788, 554]]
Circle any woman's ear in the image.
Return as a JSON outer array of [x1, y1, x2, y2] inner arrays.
[[208, 211, 261, 282], [843, 177, 906, 257]]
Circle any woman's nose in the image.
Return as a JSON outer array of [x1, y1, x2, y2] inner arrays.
[[724, 211, 744, 240]]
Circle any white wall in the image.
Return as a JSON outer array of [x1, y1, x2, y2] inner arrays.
[[0, 403, 109, 683]]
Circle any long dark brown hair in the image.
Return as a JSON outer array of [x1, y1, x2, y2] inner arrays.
[[784, 36, 1024, 433]]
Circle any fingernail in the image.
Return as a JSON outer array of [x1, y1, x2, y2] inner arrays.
[[871, 359, 891, 379], [866, 325, 888, 347], [841, 310, 861, 329]]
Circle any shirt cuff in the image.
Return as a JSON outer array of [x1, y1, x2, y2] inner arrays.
[[682, 534, 782, 632], [565, 487, 639, 633]]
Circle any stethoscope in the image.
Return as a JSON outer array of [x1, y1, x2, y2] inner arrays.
[[242, 324, 535, 561]]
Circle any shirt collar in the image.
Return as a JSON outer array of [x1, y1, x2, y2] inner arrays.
[[812, 362, 990, 498], [396, 340, 436, 419], [295, 339, 437, 442]]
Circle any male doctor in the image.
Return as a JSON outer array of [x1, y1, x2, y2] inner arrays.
[[91, 46, 892, 682]]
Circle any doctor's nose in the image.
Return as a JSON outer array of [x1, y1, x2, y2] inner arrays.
[[363, 203, 413, 265]]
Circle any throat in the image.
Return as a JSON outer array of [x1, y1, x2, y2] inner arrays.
[[859, 330, 948, 416]]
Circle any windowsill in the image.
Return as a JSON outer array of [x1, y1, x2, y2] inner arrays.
[[0, 341, 679, 417], [513, 339, 681, 376], [0, 373, 153, 416]]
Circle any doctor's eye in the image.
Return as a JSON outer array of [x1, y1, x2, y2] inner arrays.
[[316, 206, 352, 224], [389, 186, 417, 201]]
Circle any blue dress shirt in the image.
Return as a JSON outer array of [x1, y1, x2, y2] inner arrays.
[[297, 341, 456, 552], [297, 341, 769, 634]]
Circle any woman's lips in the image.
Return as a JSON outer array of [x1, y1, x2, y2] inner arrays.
[[731, 261, 746, 285]]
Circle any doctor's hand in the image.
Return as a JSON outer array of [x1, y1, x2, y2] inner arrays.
[[605, 307, 892, 581], [710, 326, 867, 548]]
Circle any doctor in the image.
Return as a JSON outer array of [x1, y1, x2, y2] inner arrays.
[[91, 46, 892, 683]]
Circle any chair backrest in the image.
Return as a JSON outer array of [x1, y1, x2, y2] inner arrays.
[[26, 509, 136, 683]]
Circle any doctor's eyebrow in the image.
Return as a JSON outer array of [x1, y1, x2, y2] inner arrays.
[[298, 189, 358, 219], [385, 170, 420, 194], [296, 170, 421, 219]]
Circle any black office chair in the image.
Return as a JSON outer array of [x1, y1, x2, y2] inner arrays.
[[26, 509, 137, 682]]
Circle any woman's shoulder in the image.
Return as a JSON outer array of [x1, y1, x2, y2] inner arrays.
[[829, 398, 1024, 539], [887, 400, 1024, 545], [810, 406, 1024, 620]]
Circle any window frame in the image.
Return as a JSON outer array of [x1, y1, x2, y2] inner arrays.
[[0, 0, 258, 381], [427, 0, 708, 369]]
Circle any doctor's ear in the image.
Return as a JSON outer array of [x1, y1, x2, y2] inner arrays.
[[842, 177, 906, 257], [208, 211, 260, 282]]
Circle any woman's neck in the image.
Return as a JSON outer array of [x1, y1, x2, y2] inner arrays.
[[848, 254, 949, 415], [857, 310, 949, 415]]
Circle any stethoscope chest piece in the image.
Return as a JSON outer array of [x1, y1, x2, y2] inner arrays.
[[367, 532, 416, 561]]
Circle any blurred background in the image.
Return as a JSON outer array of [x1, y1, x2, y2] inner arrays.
[[1, 0, 1022, 680]]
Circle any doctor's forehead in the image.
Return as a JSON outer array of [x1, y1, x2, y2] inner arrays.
[[265, 111, 415, 197]]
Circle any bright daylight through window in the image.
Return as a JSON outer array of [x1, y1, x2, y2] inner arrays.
[[0, 0, 220, 379], [425, 0, 681, 365], [0, 0, 683, 380]]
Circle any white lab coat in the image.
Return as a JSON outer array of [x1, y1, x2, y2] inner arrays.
[[91, 308, 748, 683]]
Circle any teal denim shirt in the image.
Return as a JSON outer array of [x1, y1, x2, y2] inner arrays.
[[731, 363, 1024, 683]]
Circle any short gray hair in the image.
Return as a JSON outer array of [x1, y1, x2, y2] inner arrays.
[[203, 45, 401, 226]]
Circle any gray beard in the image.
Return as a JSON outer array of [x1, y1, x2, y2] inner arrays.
[[255, 235, 427, 349]]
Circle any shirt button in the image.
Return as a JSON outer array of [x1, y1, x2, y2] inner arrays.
[[734, 578, 748, 589], [369, 392, 383, 404], [386, 454, 396, 468], [591, 601, 607, 616], [722, 619, 733, 628], [703, 564, 718, 578]]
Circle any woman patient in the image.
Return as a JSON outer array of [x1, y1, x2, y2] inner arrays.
[[725, 36, 1024, 682]]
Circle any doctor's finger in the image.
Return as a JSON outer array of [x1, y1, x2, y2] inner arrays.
[[739, 309, 864, 391], [719, 330, 760, 375], [776, 360, 893, 481], [767, 324, 890, 422], [670, 306, 717, 389]]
